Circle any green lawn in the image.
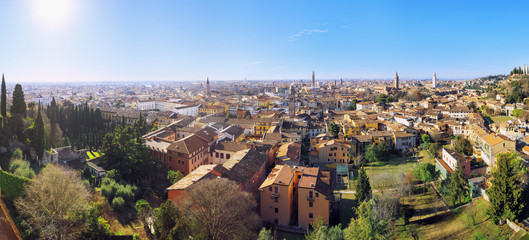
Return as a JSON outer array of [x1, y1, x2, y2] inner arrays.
[[418, 150, 435, 165], [364, 155, 417, 190], [399, 198, 513, 240], [491, 116, 514, 123]]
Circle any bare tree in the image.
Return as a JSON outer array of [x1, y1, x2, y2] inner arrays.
[[183, 178, 261, 239], [15, 164, 91, 240]]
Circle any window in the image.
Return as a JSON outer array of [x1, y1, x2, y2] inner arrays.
[[274, 208, 278, 213], [309, 202, 313, 207], [309, 213, 313, 218], [216, 152, 219, 158], [274, 186, 279, 194], [274, 218, 278, 224], [220, 153, 224, 158], [269, 187, 272, 191], [309, 191, 313, 198], [226, 154, 230, 159], [316, 193, 319, 197], [274, 198, 278, 203]]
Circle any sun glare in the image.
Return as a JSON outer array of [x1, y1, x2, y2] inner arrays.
[[33, 0, 74, 28]]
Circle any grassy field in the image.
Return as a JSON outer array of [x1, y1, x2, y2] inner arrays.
[[364, 155, 417, 190], [403, 185, 448, 222], [395, 198, 513, 240], [491, 116, 514, 123], [417, 150, 435, 164]]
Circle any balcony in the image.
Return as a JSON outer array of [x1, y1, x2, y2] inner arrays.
[[272, 192, 280, 197], [307, 195, 315, 201]]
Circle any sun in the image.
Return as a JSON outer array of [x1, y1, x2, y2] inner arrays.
[[33, 0, 74, 28]]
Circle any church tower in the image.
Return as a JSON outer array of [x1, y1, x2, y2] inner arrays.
[[340, 78, 343, 86], [289, 84, 296, 117], [312, 71, 315, 87], [394, 72, 399, 89], [206, 77, 211, 97], [432, 72, 437, 88]]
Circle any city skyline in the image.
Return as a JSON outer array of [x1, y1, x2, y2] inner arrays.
[[1, 0, 529, 82]]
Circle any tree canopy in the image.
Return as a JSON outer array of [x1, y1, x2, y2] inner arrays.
[[101, 124, 156, 183], [487, 152, 524, 223], [15, 164, 91, 239], [355, 167, 372, 203], [413, 163, 440, 183]]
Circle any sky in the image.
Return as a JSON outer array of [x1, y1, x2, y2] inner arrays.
[[1, 0, 529, 82]]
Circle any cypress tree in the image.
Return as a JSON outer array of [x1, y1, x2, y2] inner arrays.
[[1, 74, 6, 118], [449, 161, 469, 206], [10, 84, 26, 117], [34, 105, 45, 160], [355, 167, 372, 203], [487, 152, 524, 224]]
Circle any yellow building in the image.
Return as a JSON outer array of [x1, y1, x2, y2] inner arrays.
[[341, 119, 379, 138], [316, 139, 352, 163], [199, 105, 226, 115], [253, 118, 280, 136]]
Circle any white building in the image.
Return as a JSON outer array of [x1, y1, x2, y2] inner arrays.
[[356, 101, 374, 111], [394, 115, 413, 127], [136, 100, 156, 110], [172, 105, 199, 117]]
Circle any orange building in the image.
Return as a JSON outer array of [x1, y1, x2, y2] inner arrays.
[[258, 165, 298, 227], [297, 168, 332, 229], [258, 165, 333, 230]]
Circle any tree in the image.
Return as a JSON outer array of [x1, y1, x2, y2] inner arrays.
[[9, 157, 35, 179], [487, 152, 524, 224], [413, 163, 440, 183], [257, 228, 274, 240], [355, 167, 372, 203], [33, 105, 45, 160], [329, 123, 340, 138], [135, 199, 153, 236], [328, 122, 341, 138], [454, 138, 472, 156], [348, 100, 357, 110], [1, 74, 6, 118], [421, 134, 431, 144], [15, 165, 91, 239], [183, 178, 261, 239], [305, 217, 344, 240], [153, 200, 190, 240], [345, 199, 389, 240], [167, 170, 184, 184], [10, 83, 26, 117], [512, 109, 523, 117], [427, 142, 442, 159], [449, 162, 469, 207], [243, 110, 251, 119], [365, 143, 387, 163], [101, 125, 156, 183]]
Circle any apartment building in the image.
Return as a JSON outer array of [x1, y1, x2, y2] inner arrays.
[[258, 165, 332, 230]]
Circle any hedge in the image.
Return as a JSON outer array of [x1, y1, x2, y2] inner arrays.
[[0, 169, 30, 201]]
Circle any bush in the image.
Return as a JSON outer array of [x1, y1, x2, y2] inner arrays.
[[116, 185, 134, 202], [112, 197, 125, 211], [100, 177, 137, 210], [0, 169, 29, 201]]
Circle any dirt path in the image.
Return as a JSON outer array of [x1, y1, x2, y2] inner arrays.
[[0, 206, 18, 240]]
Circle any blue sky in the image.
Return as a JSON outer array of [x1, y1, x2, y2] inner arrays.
[[1, 0, 529, 82]]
